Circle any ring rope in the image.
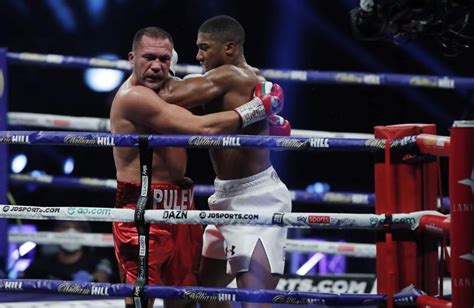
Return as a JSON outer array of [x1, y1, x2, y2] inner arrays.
[[9, 173, 376, 206], [0, 204, 445, 230], [0, 278, 385, 306], [7, 51, 474, 89], [7, 231, 377, 258], [0, 130, 419, 152], [7, 111, 375, 139], [8, 173, 451, 211], [8, 112, 111, 131]]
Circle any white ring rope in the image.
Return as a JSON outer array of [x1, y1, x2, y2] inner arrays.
[[7, 231, 377, 258], [7, 111, 374, 139], [0, 204, 445, 230], [8, 112, 111, 131]]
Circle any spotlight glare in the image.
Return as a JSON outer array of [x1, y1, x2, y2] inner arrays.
[[11, 154, 27, 173], [63, 157, 75, 174], [84, 54, 124, 92]]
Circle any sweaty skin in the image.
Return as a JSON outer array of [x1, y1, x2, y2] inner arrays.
[[158, 34, 270, 180], [110, 35, 242, 185]]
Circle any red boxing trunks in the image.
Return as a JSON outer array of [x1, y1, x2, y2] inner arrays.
[[113, 181, 202, 286]]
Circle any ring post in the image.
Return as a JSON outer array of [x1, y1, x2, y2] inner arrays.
[[0, 48, 9, 275], [449, 120, 474, 308], [374, 124, 439, 306]]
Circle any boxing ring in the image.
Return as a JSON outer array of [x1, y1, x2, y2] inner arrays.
[[0, 50, 473, 307]]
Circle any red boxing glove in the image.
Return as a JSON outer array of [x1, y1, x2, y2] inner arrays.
[[269, 115, 291, 136], [254, 81, 284, 115], [234, 82, 285, 128]]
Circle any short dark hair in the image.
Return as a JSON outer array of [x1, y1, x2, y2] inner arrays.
[[198, 15, 245, 46], [132, 26, 174, 51]]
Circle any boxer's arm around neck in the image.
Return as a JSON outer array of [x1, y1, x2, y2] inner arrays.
[[158, 65, 240, 109], [120, 85, 241, 135]]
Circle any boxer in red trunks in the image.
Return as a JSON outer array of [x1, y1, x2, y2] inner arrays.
[[110, 27, 283, 308], [113, 181, 202, 287]]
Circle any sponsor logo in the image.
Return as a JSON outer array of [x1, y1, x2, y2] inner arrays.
[[369, 217, 380, 227], [225, 245, 236, 256], [188, 136, 222, 147], [58, 282, 90, 295], [460, 249, 474, 264], [276, 138, 306, 149], [332, 217, 356, 226], [452, 203, 474, 212], [272, 295, 312, 305], [183, 291, 218, 302], [458, 167, 474, 194], [3, 206, 59, 214], [52, 119, 71, 127], [78, 178, 107, 187], [308, 215, 330, 224], [452, 277, 474, 288], [365, 139, 386, 149], [372, 216, 416, 227], [89, 58, 116, 68], [63, 135, 114, 146], [391, 217, 416, 225], [133, 286, 142, 297], [0, 135, 30, 144], [205, 212, 259, 220], [277, 276, 374, 293], [261, 69, 307, 81], [139, 235, 146, 256], [97, 136, 114, 146], [334, 73, 380, 85], [362, 74, 381, 85], [309, 138, 329, 148], [222, 137, 241, 147], [218, 293, 236, 301], [437, 77, 455, 89], [272, 213, 284, 225], [91, 285, 109, 296], [162, 210, 188, 220], [197, 211, 258, 221], [66, 207, 111, 216], [64, 135, 97, 145], [337, 245, 355, 253], [323, 193, 352, 204], [296, 216, 307, 223], [2, 281, 23, 290], [408, 76, 454, 89], [140, 176, 148, 196], [335, 73, 363, 83], [365, 136, 416, 150], [409, 77, 438, 87]]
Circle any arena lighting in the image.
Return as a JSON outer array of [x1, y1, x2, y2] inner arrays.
[[11, 153, 27, 174], [306, 182, 330, 194], [63, 157, 75, 175], [7, 224, 36, 278], [296, 252, 325, 276], [83, 54, 125, 92], [45, 0, 76, 32], [85, 0, 106, 25]]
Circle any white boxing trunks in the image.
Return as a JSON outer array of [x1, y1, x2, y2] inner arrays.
[[202, 166, 292, 275]]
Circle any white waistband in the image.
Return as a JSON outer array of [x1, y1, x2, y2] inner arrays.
[[213, 166, 278, 194]]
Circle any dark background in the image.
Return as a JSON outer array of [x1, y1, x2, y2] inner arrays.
[[1, 0, 472, 277]]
